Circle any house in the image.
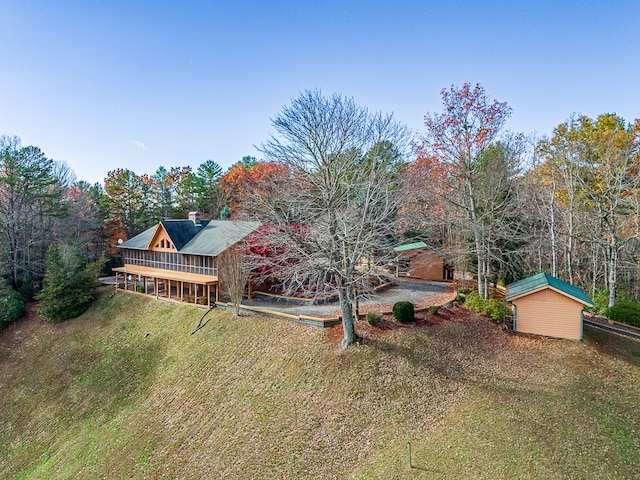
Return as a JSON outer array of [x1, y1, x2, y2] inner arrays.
[[114, 212, 260, 307], [505, 273, 594, 340], [393, 242, 454, 281]]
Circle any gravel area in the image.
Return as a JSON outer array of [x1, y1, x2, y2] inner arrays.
[[242, 277, 455, 317]]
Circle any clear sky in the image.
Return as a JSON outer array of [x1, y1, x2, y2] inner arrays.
[[1, 1, 638, 185]]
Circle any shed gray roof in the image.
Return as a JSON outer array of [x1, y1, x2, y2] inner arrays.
[[181, 220, 260, 256], [118, 219, 260, 257], [506, 273, 594, 306]]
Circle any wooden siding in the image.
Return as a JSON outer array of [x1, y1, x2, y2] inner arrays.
[[513, 288, 583, 340], [149, 225, 176, 251], [398, 249, 446, 281]]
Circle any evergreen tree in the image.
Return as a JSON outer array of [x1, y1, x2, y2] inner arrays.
[[0, 277, 25, 328], [36, 244, 104, 321]]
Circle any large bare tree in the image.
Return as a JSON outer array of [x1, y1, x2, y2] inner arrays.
[[533, 115, 640, 306], [255, 90, 410, 348]]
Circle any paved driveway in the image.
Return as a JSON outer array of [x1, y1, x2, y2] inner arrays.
[[243, 278, 453, 317]]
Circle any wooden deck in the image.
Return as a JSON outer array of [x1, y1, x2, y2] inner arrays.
[[113, 264, 218, 307], [113, 265, 218, 285]]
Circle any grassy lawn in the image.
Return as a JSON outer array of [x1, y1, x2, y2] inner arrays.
[[1, 288, 639, 479]]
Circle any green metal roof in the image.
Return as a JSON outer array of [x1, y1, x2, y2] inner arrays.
[[394, 241, 428, 252], [506, 273, 594, 306], [118, 219, 260, 257], [394, 242, 448, 259]]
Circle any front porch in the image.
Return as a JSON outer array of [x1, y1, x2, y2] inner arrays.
[[113, 265, 218, 308]]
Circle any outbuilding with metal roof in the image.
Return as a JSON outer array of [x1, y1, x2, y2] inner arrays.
[[506, 273, 594, 340], [393, 242, 454, 281]]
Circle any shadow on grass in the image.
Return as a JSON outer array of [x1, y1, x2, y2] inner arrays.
[[584, 326, 640, 367]]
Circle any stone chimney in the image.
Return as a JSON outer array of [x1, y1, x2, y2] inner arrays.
[[188, 211, 201, 226]]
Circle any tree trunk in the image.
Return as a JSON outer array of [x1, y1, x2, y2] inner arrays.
[[590, 242, 598, 299], [468, 185, 487, 298], [352, 285, 360, 322], [338, 284, 357, 348], [483, 255, 491, 299], [549, 185, 558, 277], [566, 231, 574, 285], [566, 192, 575, 284], [608, 234, 617, 308]]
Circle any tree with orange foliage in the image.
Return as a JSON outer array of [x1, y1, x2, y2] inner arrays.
[[152, 165, 194, 219], [399, 153, 454, 237], [219, 160, 290, 219]]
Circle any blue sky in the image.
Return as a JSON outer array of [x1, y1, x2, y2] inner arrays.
[[1, 1, 638, 185]]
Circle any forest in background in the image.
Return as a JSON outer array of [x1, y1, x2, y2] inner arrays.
[[1, 83, 638, 328]]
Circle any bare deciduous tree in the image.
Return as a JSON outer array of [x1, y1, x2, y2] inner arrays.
[[217, 243, 249, 317], [255, 90, 411, 348], [533, 115, 640, 307], [573, 114, 639, 307]]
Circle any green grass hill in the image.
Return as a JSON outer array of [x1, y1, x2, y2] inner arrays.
[[1, 288, 639, 479]]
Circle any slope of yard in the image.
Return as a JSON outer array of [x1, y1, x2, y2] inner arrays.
[[1, 288, 639, 479]]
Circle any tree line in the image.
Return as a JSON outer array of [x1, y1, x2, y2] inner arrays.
[[0, 134, 269, 324], [1, 84, 638, 346], [405, 85, 639, 312]]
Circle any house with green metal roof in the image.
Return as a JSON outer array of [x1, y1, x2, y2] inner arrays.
[[114, 212, 260, 307], [393, 242, 454, 281], [506, 273, 594, 340]]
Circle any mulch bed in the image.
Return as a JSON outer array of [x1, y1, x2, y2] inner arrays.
[[326, 305, 460, 344], [325, 284, 458, 344]]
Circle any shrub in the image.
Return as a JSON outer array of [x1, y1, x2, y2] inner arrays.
[[220, 206, 231, 220], [393, 301, 415, 323], [366, 311, 383, 326], [428, 306, 439, 315], [465, 291, 484, 312], [465, 291, 507, 324], [605, 299, 640, 328], [17, 277, 37, 301], [485, 298, 507, 324], [591, 289, 610, 315], [0, 278, 25, 328], [455, 293, 466, 303]]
